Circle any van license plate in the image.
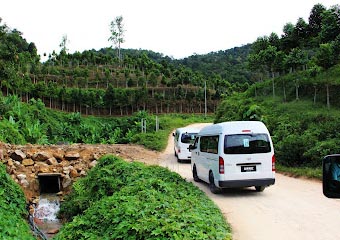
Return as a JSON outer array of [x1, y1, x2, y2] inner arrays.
[[241, 166, 256, 172]]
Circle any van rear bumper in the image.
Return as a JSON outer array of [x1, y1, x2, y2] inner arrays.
[[218, 178, 275, 188]]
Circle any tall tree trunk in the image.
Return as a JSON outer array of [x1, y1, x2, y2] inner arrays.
[[313, 86, 317, 104], [283, 79, 287, 102], [271, 71, 275, 98], [295, 80, 299, 100], [326, 84, 330, 109]]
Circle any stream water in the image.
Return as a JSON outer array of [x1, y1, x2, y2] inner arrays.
[[34, 194, 62, 239]]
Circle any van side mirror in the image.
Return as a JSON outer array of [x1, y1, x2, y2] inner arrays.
[[323, 154, 340, 198], [188, 144, 196, 152]]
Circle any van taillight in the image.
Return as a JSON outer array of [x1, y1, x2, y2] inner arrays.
[[219, 156, 225, 174], [272, 155, 276, 172]]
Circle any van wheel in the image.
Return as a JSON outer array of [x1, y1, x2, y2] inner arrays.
[[255, 186, 265, 192], [209, 172, 221, 194], [193, 165, 200, 182]]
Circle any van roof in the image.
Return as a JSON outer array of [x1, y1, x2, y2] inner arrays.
[[198, 121, 269, 135], [176, 127, 200, 133]]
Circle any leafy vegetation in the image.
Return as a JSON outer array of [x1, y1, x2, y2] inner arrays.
[[0, 93, 212, 150], [56, 155, 231, 240], [215, 91, 340, 170], [0, 164, 35, 240], [247, 4, 340, 104], [277, 164, 322, 180]]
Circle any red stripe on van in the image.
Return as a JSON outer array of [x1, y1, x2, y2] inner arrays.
[[242, 129, 251, 132]]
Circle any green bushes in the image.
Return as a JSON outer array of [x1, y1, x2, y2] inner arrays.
[[0, 94, 212, 151], [56, 156, 231, 240], [0, 164, 35, 240], [215, 93, 340, 168]]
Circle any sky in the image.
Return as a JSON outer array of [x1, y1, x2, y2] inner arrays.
[[1, 0, 339, 60]]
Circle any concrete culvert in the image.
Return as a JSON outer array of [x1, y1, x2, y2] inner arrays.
[[38, 173, 62, 193]]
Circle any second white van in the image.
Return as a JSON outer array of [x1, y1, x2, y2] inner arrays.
[[190, 121, 275, 193], [173, 127, 200, 162]]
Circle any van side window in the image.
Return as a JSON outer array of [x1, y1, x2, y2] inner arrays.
[[200, 135, 219, 154], [175, 131, 180, 140]]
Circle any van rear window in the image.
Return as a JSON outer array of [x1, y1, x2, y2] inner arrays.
[[224, 134, 271, 154], [181, 133, 197, 144]]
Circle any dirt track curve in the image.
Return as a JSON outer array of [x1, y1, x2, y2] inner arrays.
[[159, 123, 340, 240]]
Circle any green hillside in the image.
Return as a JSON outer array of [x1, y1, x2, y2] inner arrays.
[[1, 2, 340, 164]]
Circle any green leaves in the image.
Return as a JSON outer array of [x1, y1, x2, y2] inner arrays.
[[0, 164, 35, 239], [56, 156, 231, 240]]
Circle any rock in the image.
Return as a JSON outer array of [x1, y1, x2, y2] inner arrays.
[[17, 174, 27, 180], [69, 169, 79, 178], [20, 179, 29, 187], [29, 205, 35, 215], [62, 175, 72, 189], [32, 152, 52, 162], [58, 160, 69, 167], [56, 191, 63, 196], [92, 153, 100, 160], [64, 152, 80, 160], [10, 150, 26, 161], [7, 159, 14, 166], [22, 159, 35, 166], [13, 160, 21, 166], [34, 218, 43, 225], [63, 166, 73, 175], [47, 229, 60, 234], [46, 157, 59, 166], [89, 160, 97, 168], [0, 149, 3, 160], [52, 149, 64, 162]]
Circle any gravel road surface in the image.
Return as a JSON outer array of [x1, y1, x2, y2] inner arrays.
[[160, 124, 340, 240]]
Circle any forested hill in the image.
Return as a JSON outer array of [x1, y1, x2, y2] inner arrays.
[[0, 17, 249, 116], [176, 44, 252, 83], [1, 3, 340, 116]]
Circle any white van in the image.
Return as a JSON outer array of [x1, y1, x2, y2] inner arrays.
[[190, 121, 275, 193], [173, 127, 200, 162]]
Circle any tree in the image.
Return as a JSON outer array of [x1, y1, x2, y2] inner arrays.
[[319, 5, 340, 43], [294, 18, 309, 47], [281, 22, 298, 52], [315, 43, 336, 70], [60, 34, 69, 53], [308, 3, 326, 46], [108, 16, 125, 62]]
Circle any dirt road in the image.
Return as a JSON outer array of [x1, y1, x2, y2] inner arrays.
[[160, 124, 340, 240]]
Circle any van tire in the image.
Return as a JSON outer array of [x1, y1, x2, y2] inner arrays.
[[193, 165, 200, 182], [209, 172, 222, 194], [255, 186, 265, 192]]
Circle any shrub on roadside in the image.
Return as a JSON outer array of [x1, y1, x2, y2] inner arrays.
[[0, 164, 35, 240], [56, 156, 231, 240]]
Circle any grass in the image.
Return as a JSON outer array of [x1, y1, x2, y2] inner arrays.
[[277, 164, 322, 180], [133, 113, 214, 151]]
